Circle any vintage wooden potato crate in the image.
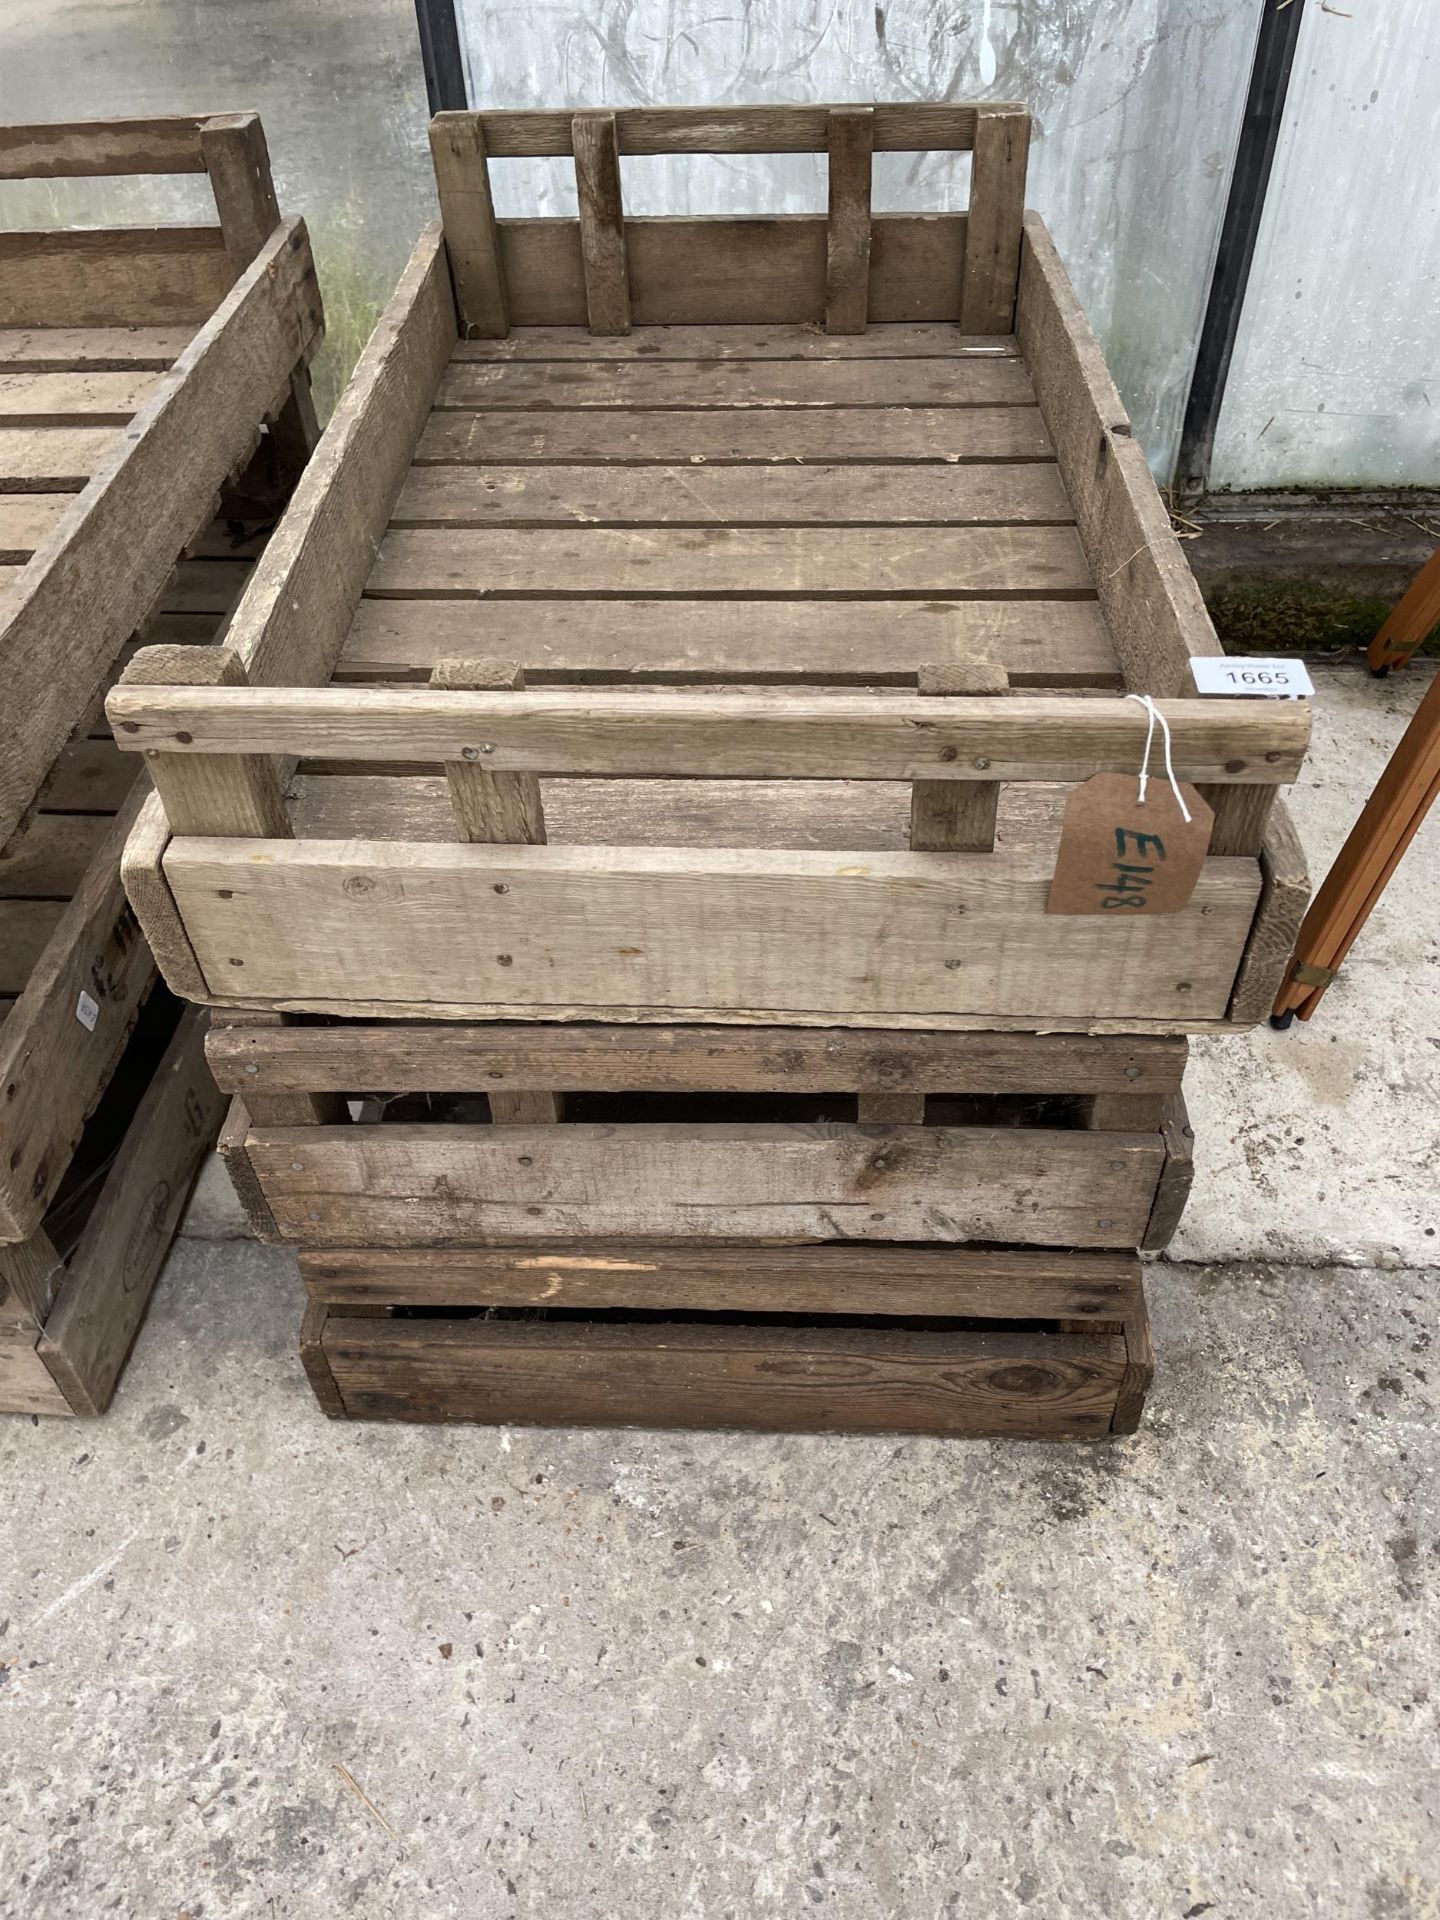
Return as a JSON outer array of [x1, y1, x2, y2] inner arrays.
[[0, 113, 322, 1410], [109, 102, 1309, 1036], [206, 1017, 1184, 1436]]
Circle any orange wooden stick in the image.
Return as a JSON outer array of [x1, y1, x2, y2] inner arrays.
[[1369, 544, 1440, 672]]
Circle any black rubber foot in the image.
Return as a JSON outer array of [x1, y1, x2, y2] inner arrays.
[[1370, 664, 1391, 678], [1270, 1010, 1297, 1030]]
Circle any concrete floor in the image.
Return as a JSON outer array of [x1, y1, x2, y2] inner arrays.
[[2, 665, 1438, 1917]]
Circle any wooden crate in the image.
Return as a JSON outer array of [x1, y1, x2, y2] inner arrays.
[[0, 112, 324, 854], [206, 1018, 1194, 1254], [0, 1001, 223, 1415], [109, 101, 1309, 1035], [295, 1245, 1153, 1439]]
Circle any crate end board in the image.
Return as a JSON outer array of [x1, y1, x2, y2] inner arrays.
[[303, 1302, 1149, 1439]]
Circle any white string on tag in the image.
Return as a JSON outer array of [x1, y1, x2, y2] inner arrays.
[[1124, 693, 1192, 823]]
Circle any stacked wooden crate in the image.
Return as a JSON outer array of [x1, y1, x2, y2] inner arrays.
[[0, 114, 323, 1415], [107, 104, 1310, 1437]]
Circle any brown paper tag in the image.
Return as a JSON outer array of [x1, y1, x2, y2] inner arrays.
[[1046, 773, 1214, 915]]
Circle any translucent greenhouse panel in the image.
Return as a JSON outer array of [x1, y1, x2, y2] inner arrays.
[[0, 0, 438, 413], [454, 0, 1262, 473], [1212, 2, 1440, 491]]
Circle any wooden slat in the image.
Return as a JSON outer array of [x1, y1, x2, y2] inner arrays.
[[572, 112, 630, 335], [299, 1242, 1143, 1319], [1141, 1094, 1196, 1251], [0, 227, 233, 329], [364, 524, 1090, 598], [466, 104, 993, 157], [0, 1234, 65, 1328], [0, 1328, 73, 1416], [0, 491, 70, 558], [1017, 213, 1216, 696], [391, 461, 1071, 528], [0, 426, 119, 490], [0, 219, 322, 849], [0, 325, 192, 371], [164, 837, 1261, 1022], [249, 1120, 1164, 1247], [0, 117, 208, 179], [339, 595, 1118, 687], [0, 786, 158, 1241], [418, 404, 1051, 464], [1228, 796, 1311, 1024], [0, 370, 158, 425], [123, 788, 209, 1004], [121, 644, 290, 839], [38, 1007, 224, 1416], [220, 225, 457, 692], [0, 900, 64, 992], [498, 214, 967, 328], [35, 734, 139, 812], [206, 1021, 1188, 1097], [825, 107, 873, 335], [431, 658, 545, 844], [435, 356, 1034, 409], [962, 105, 1030, 333], [321, 1315, 1127, 1437], [453, 323, 1017, 360], [110, 685, 1309, 782], [430, 118, 508, 339], [218, 1097, 280, 1240], [910, 662, 1008, 851], [0, 811, 110, 897]]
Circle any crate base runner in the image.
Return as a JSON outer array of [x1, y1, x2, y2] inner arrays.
[[0, 1002, 222, 1416], [297, 1244, 1153, 1439]]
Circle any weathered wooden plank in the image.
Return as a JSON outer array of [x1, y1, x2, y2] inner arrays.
[[430, 118, 508, 338], [38, 1008, 223, 1415], [391, 461, 1071, 529], [431, 658, 545, 844], [0, 425, 119, 489], [0, 227, 233, 329], [321, 1315, 1126, 1436], [0, 810, 110, 897], [572, 112, 630, 334], [364, 524, 1090, 598], [299, 1301, 348, 1416], [221, 224, 456, 691], [962, 105, 1029, 333], [1227, 796, 1311, 1025], [217, 1097, 280, 1241], [0, 900, 65, 992], [340, 595, 1118, 687], [0, 785, 157, 1241], [122, 788, 209, 1005], [452, 323, 1016, 360], [0, 117, 208, 179], [910, 662, 1008, 851], [1017, 213, 1217, 696], [0, 1234, 65, 1328], [110, 685, 1309, 782], [206, 1020, 1188, 1098], [0, 325, 193, 371], [499, 214, 968, 327], [825, 107, 873, 335], [418, 403, 1049, 464], [121, 644, 291, 839], [435, 356, 1034, 409], [0, 370, 158, 425], [0, 490, 70, 558], [1196, 783, 1277, 859], [250, 1120, 1164, 1247], [0, 219, 322, 850], [0, 1327, 72, 1416], [1141, 1094, 1195, 1252], [466, 104, 993, 157], [36, 735, 140, 812], [299, 1241, 1144, 1319], [164, 837, 1261, 1022], [208, 1007, 346, 1127]]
